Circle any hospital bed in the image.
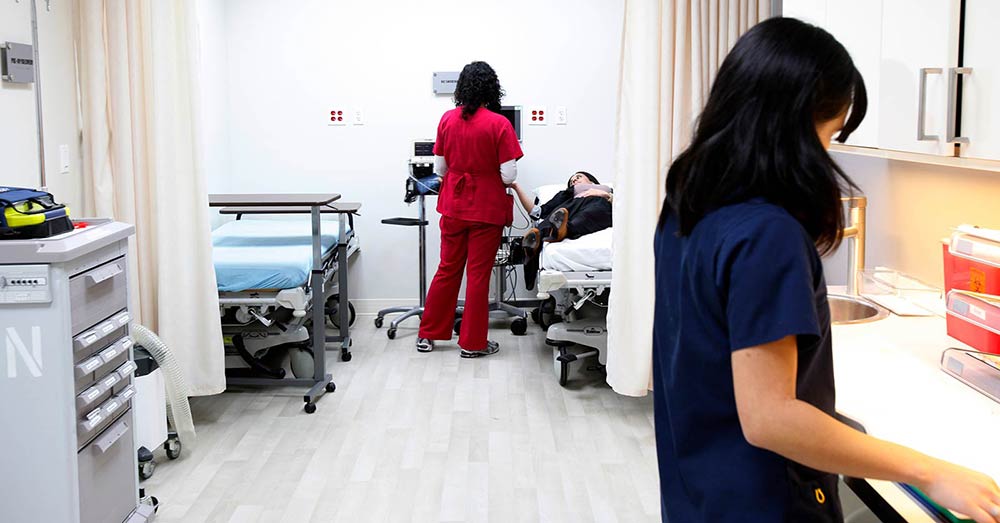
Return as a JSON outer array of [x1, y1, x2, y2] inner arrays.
[[531, 185, 612, 386], [209, 194, 360, 413]]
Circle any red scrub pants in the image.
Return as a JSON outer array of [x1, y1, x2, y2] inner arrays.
[[419, 215, 503, 351]]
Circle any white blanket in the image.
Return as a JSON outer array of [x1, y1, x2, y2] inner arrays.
[[541, 228, 613, 272]]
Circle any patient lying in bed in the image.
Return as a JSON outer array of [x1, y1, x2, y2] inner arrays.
[[511, 171, 613, 288]]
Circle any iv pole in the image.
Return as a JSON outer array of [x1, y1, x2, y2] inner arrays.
[[30, 0, 47, 190]]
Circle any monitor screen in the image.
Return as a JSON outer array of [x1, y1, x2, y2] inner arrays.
[[499, 105, 522, 141]]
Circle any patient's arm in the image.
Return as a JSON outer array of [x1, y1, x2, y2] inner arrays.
[[434, 155, 448, 177], [577, 188, 613, 202], [510, 182, 536, 213]]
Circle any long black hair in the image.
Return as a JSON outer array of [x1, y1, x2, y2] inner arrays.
[[659, 17, 867, 255], [454, 61, 505, 120], [567, 171, 600, 188]]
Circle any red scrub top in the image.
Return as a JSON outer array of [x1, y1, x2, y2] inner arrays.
[[433, 107, 524, 226]]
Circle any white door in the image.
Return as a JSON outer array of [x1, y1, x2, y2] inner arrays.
[[824, 0, 882, 149], [959, 0, 1000, 161], [878, 0, 961, 155]]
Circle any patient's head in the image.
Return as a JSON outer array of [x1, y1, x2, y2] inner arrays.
[[567, 171, 599, 188]]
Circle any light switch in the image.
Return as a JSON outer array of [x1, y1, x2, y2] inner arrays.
[[59, 144, 70, 173]]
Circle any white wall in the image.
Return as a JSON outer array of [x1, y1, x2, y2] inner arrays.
[[825, 154, 1000, 290], [199, 0, 624, 310], [0, 0, 82, 212]]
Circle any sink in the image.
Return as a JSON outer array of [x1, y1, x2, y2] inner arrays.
[[829, 294, 888, 325]]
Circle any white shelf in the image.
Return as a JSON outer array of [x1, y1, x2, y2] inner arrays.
[[830, 144, 1000, 173]]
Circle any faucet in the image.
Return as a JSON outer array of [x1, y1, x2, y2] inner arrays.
[[841, 196, 867, 296]]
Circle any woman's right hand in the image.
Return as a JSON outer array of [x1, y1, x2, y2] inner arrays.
[[919, 459, 1000, 523]]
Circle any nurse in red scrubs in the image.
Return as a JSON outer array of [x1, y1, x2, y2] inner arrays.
[[417, 62, 523, 358]]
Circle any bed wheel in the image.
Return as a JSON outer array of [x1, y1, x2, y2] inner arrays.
[[304, 402, 317, 414], [554, 347, 569, 386], [165, 437, 182, 460], [327, 297, 356, 329], [374, 316, 384, 328], [530, 308, 541, 324], [139, 460, 156, 481], [325, 382, 337, 393], [511, 318, 528, 335], [387, 328, 397, 340], [341, 351, 352, 362], [538, 297, 558, 331], [453, 318, 462, 335]]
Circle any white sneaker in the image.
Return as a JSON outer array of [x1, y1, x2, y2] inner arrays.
[[460, 340, 499, 358], [416, 338, 435, 353]]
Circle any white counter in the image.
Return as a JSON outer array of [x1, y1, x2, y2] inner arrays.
[[833, 309, 1000, 521]]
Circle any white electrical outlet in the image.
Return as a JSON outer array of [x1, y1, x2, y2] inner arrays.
[[555, 106, 568, 125], [352, 108, 365, 126], [328, 109, 347, 126], [59, 145, 70, 173], [527, 106, 548, 125]]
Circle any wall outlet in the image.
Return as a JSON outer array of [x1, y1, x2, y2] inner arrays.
[[328, 108, 347, 126], [555, 106, 568, 125], [352, 108, 365, 126], [527, 106, 548, 125], [59, 144, 70, 173]]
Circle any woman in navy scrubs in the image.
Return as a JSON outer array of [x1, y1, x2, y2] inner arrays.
[[653, 18, 1000, 523]]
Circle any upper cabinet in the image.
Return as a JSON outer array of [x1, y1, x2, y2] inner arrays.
[[877, 0, 960, 156], [783, 0, 1000, 163], [960, 0, 1000, 162]]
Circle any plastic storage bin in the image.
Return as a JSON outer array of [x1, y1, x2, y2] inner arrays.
[[946, 290, 1000, 355]]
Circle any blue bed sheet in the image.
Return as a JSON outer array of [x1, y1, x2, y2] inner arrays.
[[212, 219, 348, 292]]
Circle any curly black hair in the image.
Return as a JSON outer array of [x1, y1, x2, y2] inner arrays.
[[453, 61, 505, 120]]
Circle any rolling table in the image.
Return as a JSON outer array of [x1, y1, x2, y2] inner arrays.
[[209, 194, 358, 412]]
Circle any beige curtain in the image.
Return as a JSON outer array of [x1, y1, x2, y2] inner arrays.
[[607, 0, 771, 397], [75, 0, 225, 396]]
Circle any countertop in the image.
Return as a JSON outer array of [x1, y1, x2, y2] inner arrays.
[[832, 299, 1000, 521]]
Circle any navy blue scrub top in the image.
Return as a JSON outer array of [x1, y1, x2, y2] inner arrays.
[[652, 199, 842, 522]]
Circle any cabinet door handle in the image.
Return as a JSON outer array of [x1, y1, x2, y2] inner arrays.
[[947, 67, 973, 144], [918, 68, 943, 141]]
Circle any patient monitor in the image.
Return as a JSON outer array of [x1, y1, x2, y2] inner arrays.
[[406, 140, 441, 204]]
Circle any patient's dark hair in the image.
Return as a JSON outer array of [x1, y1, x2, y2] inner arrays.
[[567, 171, 600, 188], [454, 61, 505, 120], [659, 17, 867, 255]]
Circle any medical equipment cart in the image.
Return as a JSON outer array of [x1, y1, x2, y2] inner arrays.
[[0, 219, 154, 523]]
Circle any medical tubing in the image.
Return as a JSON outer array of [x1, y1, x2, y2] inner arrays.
[[131, 324, 197, 447]]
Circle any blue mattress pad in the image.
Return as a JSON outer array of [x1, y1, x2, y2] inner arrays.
[[212, 219, 349, 292]]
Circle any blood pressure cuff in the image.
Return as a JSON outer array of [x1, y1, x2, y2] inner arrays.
[[0, 186, 73, 239]]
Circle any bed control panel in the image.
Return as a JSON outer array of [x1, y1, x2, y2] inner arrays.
[[0, 265, 52, 304]]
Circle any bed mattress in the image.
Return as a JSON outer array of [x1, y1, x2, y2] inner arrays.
[[541, 227, 613, 272], [212, 219, 347, 292]]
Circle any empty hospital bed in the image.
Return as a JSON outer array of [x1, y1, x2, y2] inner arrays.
[[530, 185, 612, 386], [209, 194, 360, 413]]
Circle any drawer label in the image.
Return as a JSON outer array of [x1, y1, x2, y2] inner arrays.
[[101, 323, 116, 335], [81, 388, 101, 403], [101, 374, 119, 389]]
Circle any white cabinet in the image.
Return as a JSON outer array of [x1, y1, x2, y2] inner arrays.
[[825, 0, 882, 149], [782, 0, 996, 159], [959, 0, 1000, 162], [780, 1, 883, 149], [877, 0, 961, 156]]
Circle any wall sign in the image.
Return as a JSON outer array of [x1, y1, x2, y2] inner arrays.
[[433, 71, 460, 95]]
